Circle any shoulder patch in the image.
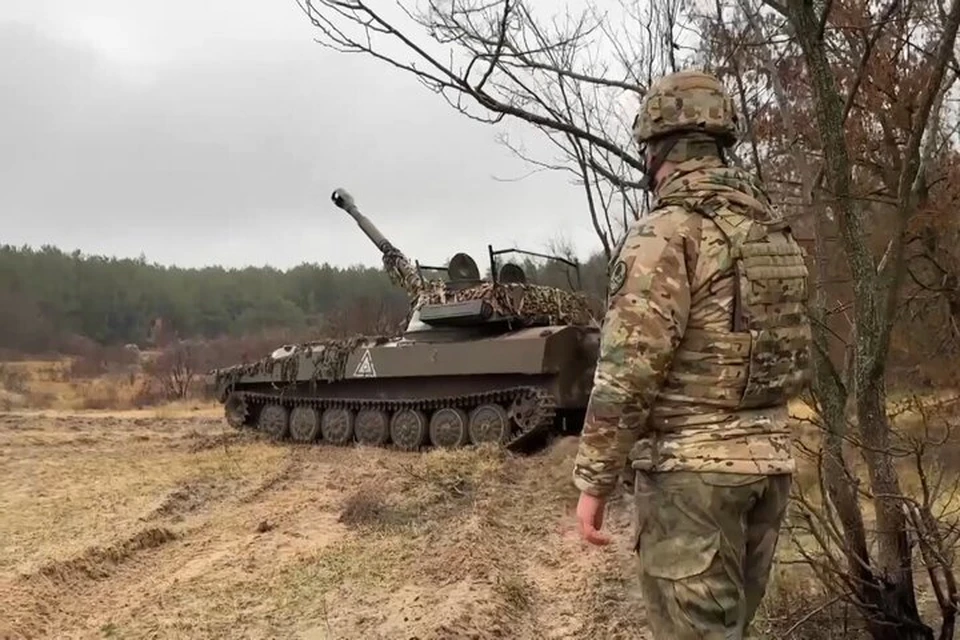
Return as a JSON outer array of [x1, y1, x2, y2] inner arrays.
[[609, 260, 627, 296]]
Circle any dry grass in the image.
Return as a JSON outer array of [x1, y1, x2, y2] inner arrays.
[[772, 391, 960, 637], [0, 432, 284, 580], [752, 563, 867, 639], [0, 412, 654, 640], [0, 356, 206, 412], [1, 388, 956, 639]]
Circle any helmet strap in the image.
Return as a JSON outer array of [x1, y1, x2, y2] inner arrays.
[[638, 135, 679, 191]]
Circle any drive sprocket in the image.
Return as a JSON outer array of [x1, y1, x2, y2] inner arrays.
[[506, 388, 556, 449]]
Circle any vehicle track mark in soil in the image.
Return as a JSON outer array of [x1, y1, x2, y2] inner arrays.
[[2, 431, 356, 639], [3, 487, 345, 638], [235, 447, 308, 504], [31, 488, 347, 638], [141, 478, 228, 522], [1, 525, 182, 638]]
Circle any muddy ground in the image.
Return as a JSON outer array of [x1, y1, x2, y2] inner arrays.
[[0, 410, 653, 639]]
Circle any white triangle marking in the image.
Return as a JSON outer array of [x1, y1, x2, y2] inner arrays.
[[354, 349, 377, 377]]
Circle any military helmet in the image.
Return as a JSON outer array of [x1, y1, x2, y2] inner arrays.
[[632, 69, 739, 147]]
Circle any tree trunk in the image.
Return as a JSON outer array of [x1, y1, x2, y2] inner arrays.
[[858, 376, 934, 639], [780, 0, 933, 636]]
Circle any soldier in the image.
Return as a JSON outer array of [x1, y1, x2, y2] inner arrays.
[[572, 68, 811, 639]]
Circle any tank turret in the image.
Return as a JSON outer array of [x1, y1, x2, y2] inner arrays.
[[331, 187, 596, 332]]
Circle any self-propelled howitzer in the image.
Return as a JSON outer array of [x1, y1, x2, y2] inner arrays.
[[208, 188, 601, 451]]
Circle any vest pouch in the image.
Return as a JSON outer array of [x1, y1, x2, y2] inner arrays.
[[734, 234, 811, 409]]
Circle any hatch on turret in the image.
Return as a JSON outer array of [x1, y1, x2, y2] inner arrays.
[[448, 253, 480, 281], [498, 263, 526, 284]]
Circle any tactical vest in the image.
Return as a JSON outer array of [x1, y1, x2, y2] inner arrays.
[[662, 200, 812, 411]]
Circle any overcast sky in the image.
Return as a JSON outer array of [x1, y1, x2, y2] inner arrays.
[[1, 0, 620, 271]]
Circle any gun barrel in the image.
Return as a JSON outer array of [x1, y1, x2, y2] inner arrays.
[[331, 188, 391, 254]]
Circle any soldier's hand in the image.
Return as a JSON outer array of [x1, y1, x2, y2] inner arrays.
[[576, 492, 611, 546]]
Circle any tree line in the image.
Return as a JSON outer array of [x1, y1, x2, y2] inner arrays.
[[0, 244, 406, 352], [0, 243, 609, 355]]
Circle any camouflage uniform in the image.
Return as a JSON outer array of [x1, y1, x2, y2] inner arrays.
[[573, 70, 811, 639]]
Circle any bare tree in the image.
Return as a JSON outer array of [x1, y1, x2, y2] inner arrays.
[[295, 0, 701, 257], [695, 0, 960, 636], [768, 0, 960, 636], [144, 340, 206, 400]]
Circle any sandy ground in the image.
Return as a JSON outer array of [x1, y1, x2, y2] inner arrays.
[[0, 410, 652, 640]]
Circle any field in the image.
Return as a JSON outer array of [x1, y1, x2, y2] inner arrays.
[[1, 359, 927, 639], [0, 406, 659, 640]]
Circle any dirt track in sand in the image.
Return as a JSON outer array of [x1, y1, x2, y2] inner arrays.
[[0, 410, 651, 639]]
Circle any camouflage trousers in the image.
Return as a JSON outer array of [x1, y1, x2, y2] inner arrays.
[[632, 470, 791, 640]]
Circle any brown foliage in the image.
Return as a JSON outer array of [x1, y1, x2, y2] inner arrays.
[[0, 363, 29, 394], [142, 341, 205, 401], [0, 290, 58, 354], [67, 345, 140, 380]]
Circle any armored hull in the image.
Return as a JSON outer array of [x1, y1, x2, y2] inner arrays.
[[213, 323, 599, 449], [208, 188, 601, 451]]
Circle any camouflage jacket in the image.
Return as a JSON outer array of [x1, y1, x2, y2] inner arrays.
[[572, 157, 811, 497]]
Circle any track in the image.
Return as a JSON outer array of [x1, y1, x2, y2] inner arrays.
[[225, 385, 558, 451]]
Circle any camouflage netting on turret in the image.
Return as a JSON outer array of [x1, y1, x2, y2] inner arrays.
[[383, 246, 425, 298], [211, 335, 392, 391], [418, 280, 595, 326], [380, 237, 596, 326]]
